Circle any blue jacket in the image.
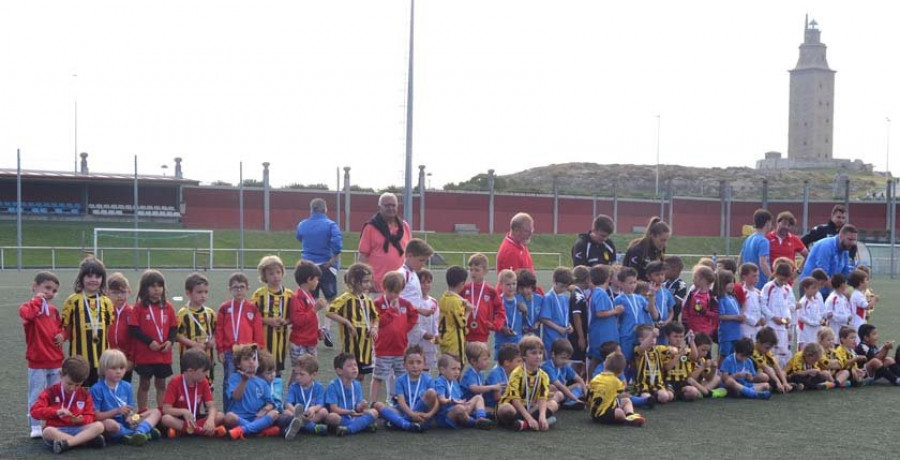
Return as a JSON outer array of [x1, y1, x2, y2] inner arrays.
[[296, 211, 342, 265], [799, 235, 853, 280]]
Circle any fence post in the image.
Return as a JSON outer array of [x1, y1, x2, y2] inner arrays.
[[488, 169, 495, 234], [890, 178, 897, 279], [667, 180, 674, 233], [725, 186, 733, 256], [612, 182, 618, 234], [591, 192, 597, 219], [343, 167, 351, 233], [552, 177, 559, 235], [51, 248, 56, 270], [418, 165, 426, 232], [719, 180, 726, 239], [844, 176, 851, 221], [263, 162, 270, 232], [762, 178, 769, 209], [802, 180, 810, 234]]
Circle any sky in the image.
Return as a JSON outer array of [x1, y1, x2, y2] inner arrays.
[[2, 1, 899, 190]]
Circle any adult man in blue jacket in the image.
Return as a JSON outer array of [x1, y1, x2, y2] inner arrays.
[[799, 224, 858, 290], [296, 198, 342, 346]]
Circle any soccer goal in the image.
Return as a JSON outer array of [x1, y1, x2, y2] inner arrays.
[[93, 228, 214, 270]]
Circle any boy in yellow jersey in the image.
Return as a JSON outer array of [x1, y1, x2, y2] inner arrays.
[[684, 332, 727, 398], [833, 326, 870, 386], [496, 336, 558, 431], [660, 322, 710, 401], [62, 257, 115, 387], [438, 266, 473, 366], [253, 256, 293, 375], [326, 263, 379, 379], [786, 343, 835, 390], [751, 327, 794, 394], [176, 273, 217, 385], [633, 325, 674, 404], [588, 352, 645, 427]]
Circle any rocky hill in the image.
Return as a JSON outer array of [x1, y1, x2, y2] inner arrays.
[[444, 163, 891, 201]]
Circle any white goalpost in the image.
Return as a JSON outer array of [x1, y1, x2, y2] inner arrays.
[[93, 228, 214, 269]]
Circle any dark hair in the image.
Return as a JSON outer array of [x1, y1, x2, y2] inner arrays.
[[693, 332, 712, 347], [756, 326, 778, 346], [663, 321, 685, 337], [734, 338, 754, 356], [592, 215, 614, 234], [664, 255, 684, 272], [739, 263, 759, 277], [773, 262, 793, 278], [294, 354, 319, 374], [603, 353, 627, 375], [516, 269, 537, 288], [294, 260, 322, 286], [646, 261, 665, 277], [839, 326, 857, 341], [75, 256, 107, 294], [181, 348, 211, 371], [713, 269, 734, 298], [617, 266, 638, 283], [34, 271, 60, 286], [552, 267, 574, 285], [776, 211, 796, 226], [333, 352, 356, 370], [847, 270, 867, 288], [799, 277, 818, 291], [404, 345, 424, 361], [589, 265, 610, 286], [831, 204, 846, 216], [840, 224, 858, 235], [599, 340, 620, 360], [344, 263, 373, 292], [228, 272, 249, 287], [417, 269, 434, 283], [753, 209, 773, 229], [857, 324, 876, 341], [830, 273, 846, 289], [61, 356, 91, 383], [551, 338, 574, 356], [810, 268, 828, 281], [405, 238, 434, 258], [136, 269, 167, 305], [572, 265, 590, 284], [717, 257, 737, 274], [628, 217, 670, 254], [445, 266, 468, 288], [496, 343, 521, 366], [184, 272, 209, 292]]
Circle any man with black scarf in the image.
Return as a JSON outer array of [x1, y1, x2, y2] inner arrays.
[[358, 193, 411, 293]]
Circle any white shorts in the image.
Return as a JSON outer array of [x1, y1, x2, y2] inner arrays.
[[290, 343, 318, 361], [373, 355, 405, 381]]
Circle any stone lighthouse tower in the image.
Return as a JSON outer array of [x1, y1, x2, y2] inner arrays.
[[787, 17, 836, 162]]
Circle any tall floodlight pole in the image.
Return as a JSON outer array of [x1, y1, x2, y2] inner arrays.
[[239, 162, 245, 270], [655, 115, 661, 199], [17, 149, 22, 270], [402, 0, 415, 224], [336, 167, 341, 229], [887, 117, 892, 175], [73, 74, 78, 172], [133, 156, 139, 270]]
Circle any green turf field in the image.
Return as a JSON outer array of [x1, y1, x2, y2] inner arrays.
[[1, 269, 898, 459]]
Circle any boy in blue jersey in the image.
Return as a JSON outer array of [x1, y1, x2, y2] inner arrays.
[[223, 345, 281, 440], [542, 339, 586, 410], [720, 338, 772, 399], [740, 209, 774, 288], [257, 351, 295, 436], [540, 267, 574, 356], [587, 266, 620, 377], [516, 270, 543, 336], [460, 342, 501, 404], [324, 353, 379, 436], [715, 270, 744, 363], [385, 346, 437, 430], [486, 344, 522, 411], [646, 262, 675, 344], [495, 270, 523, 359], [284, 355, 328, 439], [615, 267, 659, 364], [91, 349, 161, 446], [433, 354, 494, 430]]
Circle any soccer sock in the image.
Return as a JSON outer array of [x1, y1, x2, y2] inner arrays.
[[379, 407, 410, 430], [242, 415, 275, 435], [631, 395, 651, 407], [136, 421, 153, 435], [303, 421, 318, 433], [347, 413, 376, 434], [710, 388, 728, 398], [739, 385, 758, 399], [465, 416, 476, 427], [473, 409, 487, 420]]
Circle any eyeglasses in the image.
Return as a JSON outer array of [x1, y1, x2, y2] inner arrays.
[[230, 285, 248, 291], [108, 290, 128, 296]]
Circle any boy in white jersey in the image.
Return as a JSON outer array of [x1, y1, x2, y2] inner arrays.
[[760, 263, 793, 367]]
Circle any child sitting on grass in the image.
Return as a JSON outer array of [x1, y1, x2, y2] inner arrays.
[[223, 346, 280, 440], [541, 339, 586, 409], [433, 354, 494, 430], [284, 355, 328, 439], [785, 343, 835, 390], [90, 349, 161, 446], [588, 352, 645, 427], [720, 338, 771, 400], [497, 336, 559, 431], [751, 327, 794, 394], [30, 356, 106, 454]]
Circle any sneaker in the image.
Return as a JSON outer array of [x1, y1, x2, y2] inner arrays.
[[816, 382, 836, 390], [123, 433, 148, 447], [322, 328, 334, 348], [756, 390, 772, 400], [710, 388, 728, 399], [259, 426, 281, 437], [568, 401, 586, 410], [285, 418, 303, 440], [624, 413, 646, 427], [313, 424, 328, 436], [546, 416, 558, 428], [513, 420, 528, 431], [794, 383, 805, 392], [409, 422, 425, 433], [30, 426, 43, 439], [474, 418, 495, 431], [335, 426, 350, 437], [87, 435, 106, 449], [166, 428, 181, 439], [642, 396, 656, 410], [213, 426, 227, 438], [227, 426, 245, 441], [52, 439, 69, 455], [861, 377, 875, 386], [148, 428, 161, 441], [364, 424, 377, 433]]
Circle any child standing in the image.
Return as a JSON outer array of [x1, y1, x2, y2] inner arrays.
[[797, 277, 826, 350], [21, 271, 64, 438], [494, 269, 523, 359], [542, 339, 587, 409], [540, 267, 574, 356], [588, 353, 645, 427], [284, 355, 329, 439], [681, 265, 718, 341], [497, 336, 559, 431], [160, 349, 225, 438], [760, 263, 794, 367], [587, 266, 620, 377], [401, 239, 435, 356], [371, 271, 419, 403], [662, 256, 688, 322], [615, 267, 658, 364], [176, 273, 216, 386], [438, 266, 472, 365], [90, 349, 161, 446], [324, 353, 379, 436], [128, 270, 178, 413], [327, 263, 379, 379], [720, 338, 771, 399], [716, 269, 744, 363], [516, 270, 544, 336], [288, 261, 325, 361], [215, 272, 264, 410], [416, 269, 440, 371], [569, 266, 591, 373], [646, 262, 675, 344], [738, 264, 766, 340], [253, 255, 293, 375], [62, 257, 114, 388], [462, 253, 505, 346], [106, 273, 134, 384], [824, 274, 852, 345], [223, 346, 280, 439], [30, 356, 106, 454]]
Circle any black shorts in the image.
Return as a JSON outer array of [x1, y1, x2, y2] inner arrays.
[[667, 381, 687, 399], [135, 363, 174, 379], [358, 363, 374, 375], [592, 408, 618, 424]]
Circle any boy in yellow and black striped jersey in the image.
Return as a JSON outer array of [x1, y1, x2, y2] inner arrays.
[[438, 266, 472, 366], [253, 256, 293, 374], [684, 332, 726, 398], [496, 336, 558, 431], [633, 325, 674, 404], [176, 273, 217, 384], [62, 257, 114, 387], [588, 352, 645, 427], [326, 263, 379, 378]]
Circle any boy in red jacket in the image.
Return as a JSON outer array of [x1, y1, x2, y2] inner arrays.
[[20, 271, 65, 439], [30, 356, 106, 454], [370, 271, 419, 403]]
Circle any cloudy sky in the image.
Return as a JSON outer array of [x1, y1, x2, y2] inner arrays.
[[1, 1, 898, 189]]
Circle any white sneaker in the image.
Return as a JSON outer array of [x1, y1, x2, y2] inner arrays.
[[30, 426, 43, 439]]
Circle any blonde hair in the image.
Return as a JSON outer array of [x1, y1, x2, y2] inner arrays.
[[107, 272, 131, 292], [498, 269, 517, 284], [257, 255, 286, 284], [802, 342, 824, 359], [465, 341, 490, 363], [98, 349, 128, 375], [816, 327, 836, 344], [467, 253, 489, 269]]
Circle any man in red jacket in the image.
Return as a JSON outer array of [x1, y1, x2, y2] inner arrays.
[[497, 213, 535, 274], [30, 356, 106, 454]]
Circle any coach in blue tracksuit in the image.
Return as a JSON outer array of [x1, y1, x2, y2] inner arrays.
[[296, 198, 342, 301], [799, 225, 858, 294]]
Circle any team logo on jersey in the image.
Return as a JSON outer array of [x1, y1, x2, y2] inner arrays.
[[54, 396, 60, 403], [76, 401, 85, 410], [178, 395, 185, 402], [483, 295, 490, 302], [146, 314, 151, 320], [399, 307, 407, 314], [255, 387, 263, 398], [247, 312, 254, 320]]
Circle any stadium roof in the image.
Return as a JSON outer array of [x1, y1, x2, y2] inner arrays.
[[0, 168, 200, 186]]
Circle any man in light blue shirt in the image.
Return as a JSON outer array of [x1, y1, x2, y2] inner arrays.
[[799, 225, 858, 290]]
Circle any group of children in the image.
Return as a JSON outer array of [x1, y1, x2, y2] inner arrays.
[[20, 240, 900, 453]]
